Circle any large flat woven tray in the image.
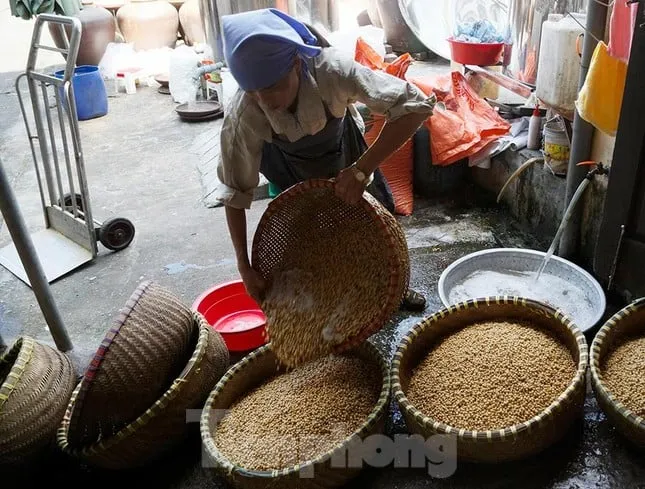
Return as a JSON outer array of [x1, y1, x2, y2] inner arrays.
[[200, 341, 390, 488], [0, 337, 76, 465], [591, 298, 645, 448], [66, 281, 196, 447], [58, 313, 229, 469], [392, 297, 588, 463], [252, 179, 409, 366]]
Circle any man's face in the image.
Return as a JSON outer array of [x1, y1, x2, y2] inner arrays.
[[248, 57, 301, 112]]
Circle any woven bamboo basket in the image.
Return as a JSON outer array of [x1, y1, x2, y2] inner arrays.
[[0, 337, 76, 465], [66, 281, 197, 448], [58, 312, 229, 469], [392, 297, 588, 463], [201, 341, 391, 489], [590, 298, 645, 448], [252, 179, 410, 363]]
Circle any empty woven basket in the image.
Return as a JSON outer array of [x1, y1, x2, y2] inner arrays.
[[252, 179, 409, 366], [58, 312, 229, 469], [66, 281, 196, 448], [0, 337, 76, 465]]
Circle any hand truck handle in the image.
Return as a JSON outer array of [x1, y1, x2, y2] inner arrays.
[[28, 15, 82, 83]]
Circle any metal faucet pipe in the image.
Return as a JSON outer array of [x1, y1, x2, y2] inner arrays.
[[558, 0, 609, 259]]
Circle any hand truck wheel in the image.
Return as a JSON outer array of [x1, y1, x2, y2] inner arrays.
[[98, 217, 135, 251], [58, 192, 84, 212]]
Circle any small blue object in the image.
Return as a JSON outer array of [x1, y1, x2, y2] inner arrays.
[[54, 65, 108, 121], [456, 34, 482, 43], [456, 19, 505, 43]]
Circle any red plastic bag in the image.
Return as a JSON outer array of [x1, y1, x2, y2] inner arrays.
[[355, 38, 415, 216], [409, 73, 511, 166], [608, 0, 638, 62]]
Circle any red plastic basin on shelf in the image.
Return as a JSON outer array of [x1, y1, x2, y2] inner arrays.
[[192, 280, 267, 352], [448, 38, 505, 66]]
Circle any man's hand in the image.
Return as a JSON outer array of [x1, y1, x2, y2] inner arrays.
[[239, 264, 267, 304], [334, 166, 367, 205]]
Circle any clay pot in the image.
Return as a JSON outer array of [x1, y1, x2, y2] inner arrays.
[[116, 0, 179, 51], [48, 4, 116, 66], [178, 0, 205, 46], [367, 0, 382, 28], [376, 0, 426, 54]]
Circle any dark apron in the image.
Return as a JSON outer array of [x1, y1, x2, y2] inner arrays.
[[260, 106, 395, 213]]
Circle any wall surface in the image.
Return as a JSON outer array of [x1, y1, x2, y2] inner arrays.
[[471, 149, 566, 243], [591, 130, 616, 167], [581, 176, 610, 270], [471, 146, 610, 270], [580, 130, 615, 270]]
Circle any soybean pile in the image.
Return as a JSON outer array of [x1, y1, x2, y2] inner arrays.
[[407, 321, 577, 431], [214, 355, 381, 470], [263, 226, 390, 367], [601, 334, 645, 417]]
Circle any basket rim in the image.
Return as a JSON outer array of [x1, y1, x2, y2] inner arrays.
[[251, 178, 407, 354], [57, 312, 210, 456], [447, 36, 505, 47], [200, 340, 391, 479], [68, 280, 155, 434], [0, 337, 34, 414], [590, 297, 645, 433], [391, 296, 589, 442]]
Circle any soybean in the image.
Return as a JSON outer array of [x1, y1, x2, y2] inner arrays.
[[602, 335, 645, 417], [407, 321, 576, 431], [263, 225, 390, 367], [214, 355, 381, 471]]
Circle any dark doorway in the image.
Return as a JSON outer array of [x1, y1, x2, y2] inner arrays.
[[595, 1, 645, 299]]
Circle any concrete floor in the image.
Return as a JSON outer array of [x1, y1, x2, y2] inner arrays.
[[2, 12, 644, 489]]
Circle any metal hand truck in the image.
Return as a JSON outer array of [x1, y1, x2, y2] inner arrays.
[[0, 14, 135, 286]]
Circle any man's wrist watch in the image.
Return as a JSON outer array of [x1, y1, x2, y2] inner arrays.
[[351, 163, 370, 185]]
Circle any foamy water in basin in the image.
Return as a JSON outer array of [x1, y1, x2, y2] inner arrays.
[[439, 249, 606, 332], [448, 269, 597, 329]]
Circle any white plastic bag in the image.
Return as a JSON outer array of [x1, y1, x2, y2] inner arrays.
[[220, 68, 239, 112], [169, 45, 201, 104], [99, 43, 138, 80], [135, 47, 173, 78], [327, 26, 386, 58]]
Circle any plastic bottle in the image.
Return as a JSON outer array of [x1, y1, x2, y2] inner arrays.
[[527, 106, 542, 150]]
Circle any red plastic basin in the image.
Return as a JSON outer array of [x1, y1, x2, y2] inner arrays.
[[192, 280, 267, 352], [448, 38, 505, 66]]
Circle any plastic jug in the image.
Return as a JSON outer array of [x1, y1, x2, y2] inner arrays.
[[535, 13, 586, 117]]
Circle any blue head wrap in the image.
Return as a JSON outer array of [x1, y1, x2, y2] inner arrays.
[[222, 8, 322, 92]]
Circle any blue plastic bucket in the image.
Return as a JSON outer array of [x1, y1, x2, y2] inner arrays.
[[54, 65, 108, 121]]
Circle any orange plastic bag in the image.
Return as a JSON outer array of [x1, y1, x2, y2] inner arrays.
[[410, 73, 511, 166], [355, 38, 415, 216], [363, 115, 414, 216], [355, 38, 413, 78]]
